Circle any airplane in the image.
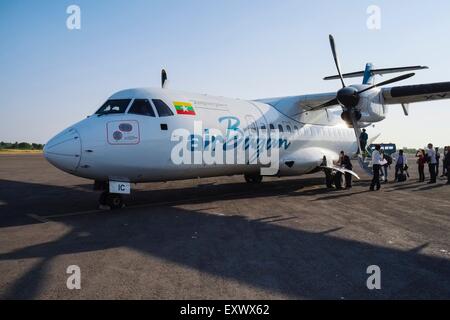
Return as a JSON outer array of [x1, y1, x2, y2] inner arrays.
[[44, 35, 450, 209]]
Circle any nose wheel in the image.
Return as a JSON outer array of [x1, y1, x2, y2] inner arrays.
[[244, 173, 263, 184], [99, 191, 124, 210]]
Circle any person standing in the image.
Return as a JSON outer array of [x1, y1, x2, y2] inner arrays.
[[359, 129, 368, 154], [445, 147, 450, 184], [442, 146, 448, 177], [417, 149, 426, 182], [370, 144, 382, 191], [426, 143, 437, 184], [394, 150, 408, 182], [334, 151, 345, 189], [380, 150, 392, 183], [342, 154, 353, 189], [435, 147, 441, 177]]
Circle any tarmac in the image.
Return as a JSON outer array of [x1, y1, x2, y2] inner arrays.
[[0, 154, 450, 299]]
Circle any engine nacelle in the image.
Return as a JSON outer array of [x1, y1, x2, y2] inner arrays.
[[356, 90, 386, 123]]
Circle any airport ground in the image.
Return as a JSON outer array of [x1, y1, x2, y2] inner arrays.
[[0, 154, 450, 299]]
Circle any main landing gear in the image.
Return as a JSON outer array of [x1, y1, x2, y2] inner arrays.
[[244, 173, 263, 184], [94, 180, 124, 210]]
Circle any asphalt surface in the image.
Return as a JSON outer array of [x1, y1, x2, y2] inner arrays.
[[1, 154, 450, 299]]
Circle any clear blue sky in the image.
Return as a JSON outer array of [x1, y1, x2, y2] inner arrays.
[[1, 0, 449, 148]]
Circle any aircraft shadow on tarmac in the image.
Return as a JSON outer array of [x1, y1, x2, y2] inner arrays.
[[1, 179, 450, 299], [0, 177, 327, 228]]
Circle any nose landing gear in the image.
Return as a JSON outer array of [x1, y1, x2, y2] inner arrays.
[[94, 180, 125, 210]]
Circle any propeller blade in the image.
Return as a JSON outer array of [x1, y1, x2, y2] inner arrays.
[[329, 35, 346, 88], [291, 98, 339, 117], [357, 72, 415, 94], [312, 98, 339, 110], [161, 69, 167, 88]]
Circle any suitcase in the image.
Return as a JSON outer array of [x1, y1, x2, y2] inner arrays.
[[397, 173, 407, 182]]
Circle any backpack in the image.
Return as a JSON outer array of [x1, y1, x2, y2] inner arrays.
[[397, 173, 407, 182]]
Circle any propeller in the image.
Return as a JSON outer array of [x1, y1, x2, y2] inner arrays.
[[324, 35, 415, 153], [161, 69, 167, 88]]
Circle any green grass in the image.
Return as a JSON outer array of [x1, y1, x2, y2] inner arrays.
[[0, 149, 43, 154]]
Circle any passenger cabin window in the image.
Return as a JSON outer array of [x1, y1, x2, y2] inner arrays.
[[269, 124, 275, 131], [95, 99, 131, 115], [286, 125, 292, 133], [152, 99, 174, 117], [278, 124, 284, 132], [128, 99, 155, 117]]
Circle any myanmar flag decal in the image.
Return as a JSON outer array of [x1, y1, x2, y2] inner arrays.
[[173, 101, 196, 115]]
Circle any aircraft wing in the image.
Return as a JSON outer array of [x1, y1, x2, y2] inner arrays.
[[256, 92, 338, 112], [382, 81, 450, 105]]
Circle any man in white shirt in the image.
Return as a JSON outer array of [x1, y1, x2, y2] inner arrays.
[[370, 144, 383, 191], [427, 143, 437, 183]]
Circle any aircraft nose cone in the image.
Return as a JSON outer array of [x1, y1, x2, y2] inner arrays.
[[44, 128, 81, 173]]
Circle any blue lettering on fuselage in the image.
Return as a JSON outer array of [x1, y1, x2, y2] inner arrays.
[[187, 116, 291, 152]]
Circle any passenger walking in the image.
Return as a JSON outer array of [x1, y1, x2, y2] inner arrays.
[[435, 147, 441, 177], [394, 150, 408, 182], [417, 149, 426, 182], [370, 144, 382, 191], [342, 154, 353, 189], [359, 129, 368, 154], [426, 143, 437, 184]]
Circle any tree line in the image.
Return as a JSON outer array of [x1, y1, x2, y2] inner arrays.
[[0, 141, 44, 150]]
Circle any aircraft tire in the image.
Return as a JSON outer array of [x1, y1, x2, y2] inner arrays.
[[105, 193, 124, 210], [244, 174, 263, 184]]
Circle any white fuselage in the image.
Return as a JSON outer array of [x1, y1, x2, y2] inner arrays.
[[44, 87, 359, 183]]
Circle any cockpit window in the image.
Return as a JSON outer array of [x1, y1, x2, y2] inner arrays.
[[152, 99, 174, 117], [95, 99, 131, 115], [128, 99, 156, 117]]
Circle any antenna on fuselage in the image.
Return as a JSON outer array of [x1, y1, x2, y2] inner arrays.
[[161, 69, 168, 88]]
